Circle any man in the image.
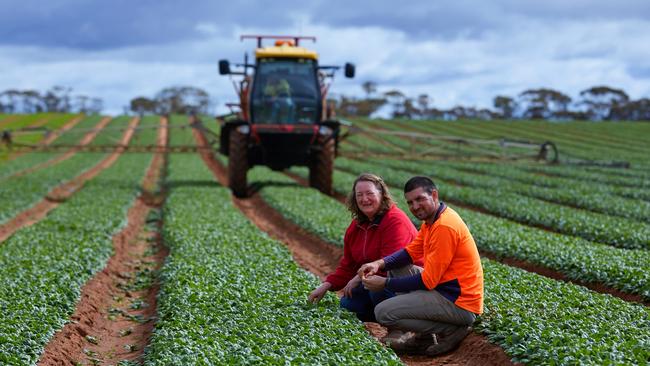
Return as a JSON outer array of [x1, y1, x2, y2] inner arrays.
[[263, 75, 294, 123], [358, 176, 483, 356]]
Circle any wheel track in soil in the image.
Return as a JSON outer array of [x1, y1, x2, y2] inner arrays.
[[1, 116, 106, 181], [38, 116, 170, 365], [192, 125, 514, 366], [0, 117, 139, 243]]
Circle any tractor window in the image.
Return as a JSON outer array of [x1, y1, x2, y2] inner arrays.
[[251, 58, 320, 124]]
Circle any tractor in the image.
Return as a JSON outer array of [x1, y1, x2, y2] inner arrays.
[[218, 35, 355, 197]]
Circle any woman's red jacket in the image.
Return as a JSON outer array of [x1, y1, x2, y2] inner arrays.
[[325, 205, 419, 291]]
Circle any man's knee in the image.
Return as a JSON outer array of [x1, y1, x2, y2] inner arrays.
[[374, 298, 396, 325]]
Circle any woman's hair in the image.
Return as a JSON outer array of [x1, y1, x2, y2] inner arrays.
[[346, 173, 395, 223]]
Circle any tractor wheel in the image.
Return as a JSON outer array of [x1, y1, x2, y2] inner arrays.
[[309, 136, 335, 195], [228, 129, 249, 198]]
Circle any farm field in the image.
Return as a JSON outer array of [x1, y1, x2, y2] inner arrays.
[[0, 114, 649, 365]]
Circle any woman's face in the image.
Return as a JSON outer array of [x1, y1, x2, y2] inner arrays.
[[355, 180, 382, 220]]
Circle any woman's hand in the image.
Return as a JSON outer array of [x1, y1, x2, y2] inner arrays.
[[308, 282, 332, 304], [342, 275, 361, 298]]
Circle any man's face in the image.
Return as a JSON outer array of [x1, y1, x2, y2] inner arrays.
[[405, 187, 438, 222]]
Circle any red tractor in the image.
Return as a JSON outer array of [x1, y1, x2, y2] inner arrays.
[[218, 35, 355, 197]]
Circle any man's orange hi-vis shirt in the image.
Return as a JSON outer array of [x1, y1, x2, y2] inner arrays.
[[405, 206, 484, 314]]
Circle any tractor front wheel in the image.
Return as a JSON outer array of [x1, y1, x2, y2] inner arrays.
[[309, 136, 335, 196], [228, 129, 249, 198]]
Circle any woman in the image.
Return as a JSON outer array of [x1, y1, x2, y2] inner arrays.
[[308, 173, 419, 322]]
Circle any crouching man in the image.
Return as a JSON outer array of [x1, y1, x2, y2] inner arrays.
[[358, 176, 483, 356]]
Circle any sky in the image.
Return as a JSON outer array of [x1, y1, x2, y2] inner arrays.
[[1, 0, 649, 115]]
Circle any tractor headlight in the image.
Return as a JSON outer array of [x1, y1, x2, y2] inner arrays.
[[318, 126, 332, 136], [236, 125, 250, 134]]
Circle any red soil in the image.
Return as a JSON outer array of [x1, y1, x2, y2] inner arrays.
[[38, 116, 169, 365]]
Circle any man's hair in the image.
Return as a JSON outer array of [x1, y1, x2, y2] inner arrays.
[[346, 173, 395, 223], [404, 176, 437, 194]]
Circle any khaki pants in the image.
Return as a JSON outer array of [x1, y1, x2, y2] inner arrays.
[[375, 266, 476, 335]]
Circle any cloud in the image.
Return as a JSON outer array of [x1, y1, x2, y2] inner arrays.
[[1, 1, 649, 115]]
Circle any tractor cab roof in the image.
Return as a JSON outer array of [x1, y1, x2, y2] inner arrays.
[[255, 40, 318, 60]]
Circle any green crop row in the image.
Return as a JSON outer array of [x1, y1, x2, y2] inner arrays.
[[0, 152, 154, 364], [247, 167, 348, 246], [0, 117, 131, 225], [252, 166, 650, 365], [291, 164, 650, 300], [480, 259, 649, 365], [0, 115, 104, 179], [432, 160, 650, 203], [380, 158, 650, 224], [523, 163, 650, 189], [143, 154, 402, 365], [335, 158, 650, 250]]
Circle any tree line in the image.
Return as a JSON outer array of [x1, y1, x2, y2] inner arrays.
[[0, 86, 103, 114], [129, 86, 211, 116], [334, 82, 650, 121]]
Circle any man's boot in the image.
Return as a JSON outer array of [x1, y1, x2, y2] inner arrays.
[[424, 326, 472, 356], [382, 329, 417, 352]]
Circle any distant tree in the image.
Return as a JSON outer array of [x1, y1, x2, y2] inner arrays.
[[0, 90, 20, 113], [518, 88, 572, 119], [20, 90, 43, 113], [579, 85, 629, 121], [383, 89, 406, 118], [361, 81, 378, 99], [416, 94, 430, 118], [610, 98, 650, 121], [75, 95, 90, 114], [89, 98, 103, 114], [155, 86, 210, 115], [493, 95, 516, 119], [130, 97, 157, 116]]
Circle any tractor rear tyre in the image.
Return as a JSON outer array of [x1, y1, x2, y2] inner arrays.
[[228, 129, 249, 198], [309, 136, 335, 196]]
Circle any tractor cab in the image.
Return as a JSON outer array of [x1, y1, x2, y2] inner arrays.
[[251, 56, 320, 124], [218, 35, 355, 197]]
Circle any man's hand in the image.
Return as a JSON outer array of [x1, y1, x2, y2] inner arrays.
[[361, 275, 387, 292], [342, 275, 361, 298], [358, 259, 384, 278], [308, 282, 332, 304]]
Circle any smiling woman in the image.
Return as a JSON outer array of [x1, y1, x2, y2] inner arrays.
[[308, 173, 421, 322]]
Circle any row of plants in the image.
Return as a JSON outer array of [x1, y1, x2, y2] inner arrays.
[[391, 118, 650, 165], [247, 167, 349, 246], [380, 158, 650, 224], [290, 165, 649, 300], [434, 159, 650, 203], [249, 167, 650, 365], [523, 163, 650, 189], [0, 115, 103, 179], [354, 118, 650, 167], [335, 157, 650, 250], [0, 142, 156, 364], [143, 153, 402, 365], [0, 117, 129, 225]]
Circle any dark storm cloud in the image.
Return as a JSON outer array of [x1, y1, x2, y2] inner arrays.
[[309, 0, 650, 40], [0, 0, 303, 49], [3, 0, 649, 49]]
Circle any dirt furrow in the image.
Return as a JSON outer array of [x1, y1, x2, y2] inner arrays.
[[2, 116, 109, 180], [38, 116, 169, 366], [192, 126, 513, 366], [0, 117, 138, 243]]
